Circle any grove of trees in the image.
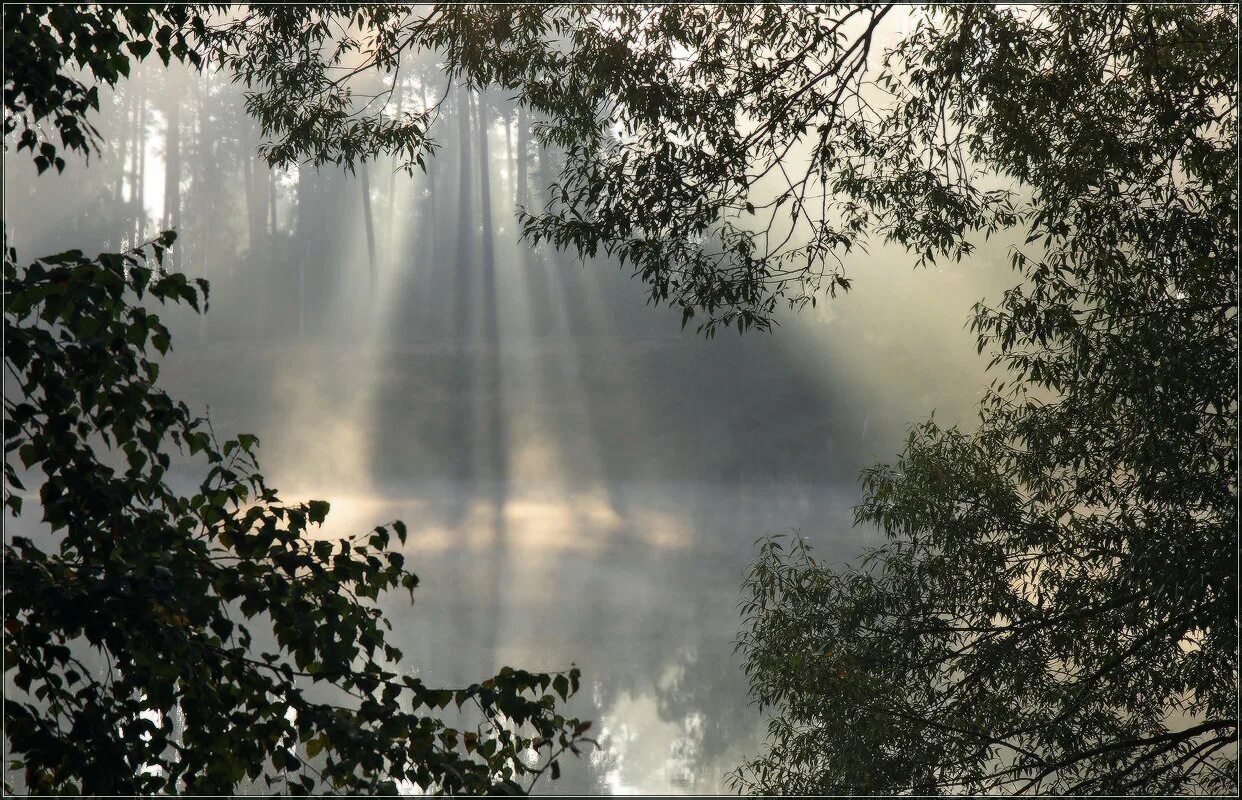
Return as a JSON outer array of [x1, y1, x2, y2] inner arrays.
[[5, 3, 1238, 795]]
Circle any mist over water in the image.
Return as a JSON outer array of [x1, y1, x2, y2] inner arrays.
[[5, 55, 1017, 793]]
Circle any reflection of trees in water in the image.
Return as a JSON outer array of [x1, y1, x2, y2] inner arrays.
[[353, 479, 860, 792], [652, 646, 756, 787]]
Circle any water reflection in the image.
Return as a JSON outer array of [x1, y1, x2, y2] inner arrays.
[[357, 485, 840, 794]]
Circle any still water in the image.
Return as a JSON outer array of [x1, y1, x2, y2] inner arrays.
[[4, 58, 1013, 793]]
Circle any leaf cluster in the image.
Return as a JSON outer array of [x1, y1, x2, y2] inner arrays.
[[3, 5, 211, 171]]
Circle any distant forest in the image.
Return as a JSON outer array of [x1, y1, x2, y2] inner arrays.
[[5, 4, 1238, 796]]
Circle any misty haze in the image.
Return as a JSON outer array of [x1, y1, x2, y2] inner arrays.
[[5, 5, 1235, 796]]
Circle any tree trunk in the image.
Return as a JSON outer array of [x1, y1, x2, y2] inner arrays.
[[386, 71, 407, 254], [137, 97, 145, 245], [162, 97, 181, 238], [113, 91, 129, 209], [268, 167, 278, 237], [241, 117, 265, 255], [243, 149, 257, 252], [360, 162, 377, 287], [193, 79, 208, 342], [454, 84, 474, 340], [421, 79, 437, 276], [295, 164, 312, 339], [133, 86, 146, 246], [477, 91, 498, 342], [192, 79, 206, 275], [127, 91, 137, 241], [516, 106, 528, 209], [504, 103, 515, 204]]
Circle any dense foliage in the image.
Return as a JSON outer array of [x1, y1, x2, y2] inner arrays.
[[732, 5, 1238, 794], [3, 4, 207, 170]]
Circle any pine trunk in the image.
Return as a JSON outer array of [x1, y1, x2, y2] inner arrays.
[[360, 162, 377, 287], [454, 85, 474, 340], [162, 97, 181, 237], [516, 106, 529, 209]]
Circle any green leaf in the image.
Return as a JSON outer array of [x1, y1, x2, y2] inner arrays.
[[307, 500, 330, 525], [127, 39, 153, 60], [18, 443, 40, 468]]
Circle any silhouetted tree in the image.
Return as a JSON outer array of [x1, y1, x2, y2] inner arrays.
[[161, 91, 181, 235], [726, 6, 1237, 794]]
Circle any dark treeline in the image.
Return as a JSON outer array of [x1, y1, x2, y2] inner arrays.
[[11, 57, 996, 501]]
